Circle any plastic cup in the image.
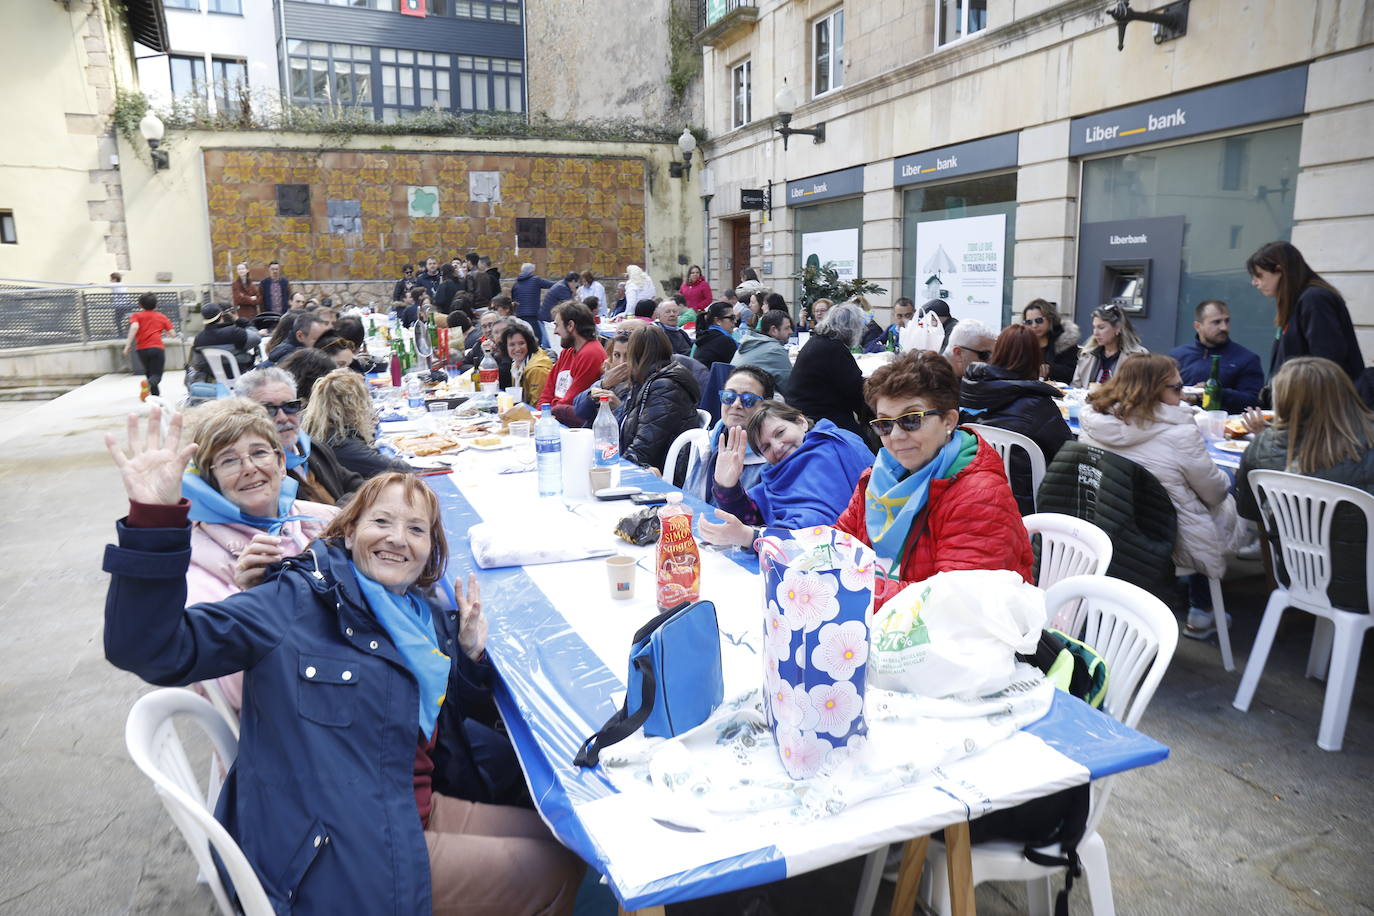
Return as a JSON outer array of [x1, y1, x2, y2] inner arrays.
[[427, 402, 449, 417], [1203, 410, 1227, 443], [606, 556, 636, 600], [505, 386, 523, 404], [507, 420, 531, 438], [589, 466, 612, 492], [496, 392, 514, 413]]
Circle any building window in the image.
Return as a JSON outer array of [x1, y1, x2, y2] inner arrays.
[[430, 0, 522, 23], [456, 56, 524, 113], [0, 211, 16, 245], [163, 0, 199, 10], [936, 0, 987, 47], [169, 55, 208, 101], [208, 0, 242, 12], [731, 60, 751, 129], [286, 41, 373, 115], [292, 0, 399, 8], [380, 49, 452, 123], [212, 58, 247, 116], [812, 8, 844, 97]]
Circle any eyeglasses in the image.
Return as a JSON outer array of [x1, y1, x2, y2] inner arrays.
[[869, 408, 943, 436], [1023, 316, 1047, 326], [957, 347, 992, 361], [211, 447, 280, 477], [260, 400, 303, 416], [719, 389, 764, 409], [1164, 383, 1185, 393]]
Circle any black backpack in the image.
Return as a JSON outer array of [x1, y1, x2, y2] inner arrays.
[[956, 629, 1109, 916]]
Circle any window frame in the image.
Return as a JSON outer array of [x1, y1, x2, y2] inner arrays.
[[455, 55, 525, 114], [934, 0, 988, 49], [207, 0, 243, 13], [163, 0, 199, 11], [379, 48, 455, 123], [211, 57, 248, 116], [811, 7, 844, 99], [730, 59, 752, 130], [0, 210, 16, 245], [169, 54, 209, 102], [286, 41, 374, 116]]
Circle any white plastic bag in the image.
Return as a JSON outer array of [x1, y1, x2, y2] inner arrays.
[[898, 309, 945, 353], [868, 569, 1046, 698]]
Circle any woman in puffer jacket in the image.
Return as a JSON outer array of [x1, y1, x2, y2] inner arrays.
[[1079, 353, 1239, 637], [618, 323, 702, 473], [1022, 299, 1080, 384], [960, 324, 1072, 514]]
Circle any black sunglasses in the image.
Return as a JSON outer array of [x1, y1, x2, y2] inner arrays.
[[1164, 383, 1184, 393], [869, 408, 942, 436], [260, 400, 303, 416], [958, 346, 992, 361], [1023, 316, 1047, 326]]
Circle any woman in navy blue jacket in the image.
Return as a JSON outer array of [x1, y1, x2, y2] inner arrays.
[[102, 411, 582, 915]]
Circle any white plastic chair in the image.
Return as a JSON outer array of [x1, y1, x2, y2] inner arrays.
[[965, 423, 1047, 513], [1233, 470, 1374, 751], [697, 408, 712, 429], [663, 427, 709, 489], [200, 348, 242, 389], [923, 575, 1178, 916], [1174, 563, 1234, 671], [1023, 514, 1113, 637], [125, 688, 273, 916]]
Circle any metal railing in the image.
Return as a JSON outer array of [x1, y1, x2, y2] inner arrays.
[[0, 281, 208, 350], [698, 0, 754, 33]]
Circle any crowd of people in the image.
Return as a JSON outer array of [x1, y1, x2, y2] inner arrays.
[[102, 237, 1374, 914]]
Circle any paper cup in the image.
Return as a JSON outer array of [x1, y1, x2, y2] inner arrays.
[[606, 556, 636, 600], [589, 466, 612, 492]]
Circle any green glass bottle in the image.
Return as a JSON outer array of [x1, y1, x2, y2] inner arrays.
[[1202, 355, 1222, 411]]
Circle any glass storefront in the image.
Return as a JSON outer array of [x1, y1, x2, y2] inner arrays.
[[793, 197, 864, 312], [1079, 124, 1301, 362]]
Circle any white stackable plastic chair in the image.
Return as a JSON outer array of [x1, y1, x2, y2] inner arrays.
[[200, 348, 242, 388], [1174, 561, 1234, 671], [125, 688, 273, 916], [1233, 470, 1374, 751], [697, 408, 712, 429], [965, 423, 1047, 513], [923, 575, 1178, 916], [1023, 513, 1114, 634], [663, 427, 709, 489]]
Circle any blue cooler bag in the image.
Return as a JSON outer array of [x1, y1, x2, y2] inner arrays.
[[574, 600, 723, 767]]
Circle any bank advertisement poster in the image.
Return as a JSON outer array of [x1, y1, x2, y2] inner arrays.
[[800, 228, 860, 281], [914, 214, 1006, 328]]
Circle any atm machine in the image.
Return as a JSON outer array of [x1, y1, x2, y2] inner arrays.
[[1075, 216, 1184, 354]]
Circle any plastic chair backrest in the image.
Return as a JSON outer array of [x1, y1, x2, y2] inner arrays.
[[200, 348, 242, 387], [664, 428, 709, 489], [1248, 469, 1374, 610], [697, 409, 712, 429], [1023, 513, 1113, 602], [125, 688, 273, 916], [965, 423, 1046, 511], [697, 361, 737, 426]]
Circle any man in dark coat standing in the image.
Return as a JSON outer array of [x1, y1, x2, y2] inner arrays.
[[258, 261, 291, 315]]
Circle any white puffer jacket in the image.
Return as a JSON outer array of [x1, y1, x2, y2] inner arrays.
[[1078, 402, 1238, 577]]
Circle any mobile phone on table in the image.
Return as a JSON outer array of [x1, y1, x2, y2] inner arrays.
[[629, 492, 669, 506], [594, 486, 641, 500]]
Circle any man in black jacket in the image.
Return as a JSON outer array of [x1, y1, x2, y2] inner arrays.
[[467, 252, 497, 310], [190, 303, 259, 381], [258, 261, 290, 315], [1167, 300, 1263, 412]]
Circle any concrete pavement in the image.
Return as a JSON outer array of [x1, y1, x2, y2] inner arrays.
[[0, 373, 1370, 915]]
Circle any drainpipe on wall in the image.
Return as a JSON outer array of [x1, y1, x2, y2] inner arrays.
[[701, 194, 712, 285]]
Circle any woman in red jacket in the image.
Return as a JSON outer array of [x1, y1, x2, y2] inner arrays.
[[678, 264, 714, 315], [836, 350, 1032, 609]]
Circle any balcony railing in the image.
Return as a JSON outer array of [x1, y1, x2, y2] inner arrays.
[[696, 0, 758, 45]]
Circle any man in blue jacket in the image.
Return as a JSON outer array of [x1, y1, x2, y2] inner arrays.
[[540, 272, 581, 326], [510, 262, 555, 345], [1168, 299, 1264, 412]]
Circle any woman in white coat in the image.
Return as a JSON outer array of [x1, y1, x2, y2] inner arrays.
[[1079, 353, 1239, 638], [623, 264, 658, 315]]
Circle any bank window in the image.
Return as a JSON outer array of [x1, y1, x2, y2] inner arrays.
[[936, 0, 987, 47], [287, 42, 373, 115], [212, 58, 247, 116], [731, 60, 751, 129], [430, 0, 522, 22], [456, 56, 524, 113], [208, 0, 242, 12], [380, 49, 453, 123], [169, 55, 207, 101], [0, 211, 16, 245], [812, 8, 844, 97]]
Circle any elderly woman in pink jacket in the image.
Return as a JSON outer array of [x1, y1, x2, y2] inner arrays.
[[1079, 353, 1240, 639], [181, 398, 338, 711]]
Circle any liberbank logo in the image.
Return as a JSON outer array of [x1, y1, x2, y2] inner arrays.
[[1082, 107, 1187, 146], [899, 155, 959, 178], [791, 182, 827, 200]]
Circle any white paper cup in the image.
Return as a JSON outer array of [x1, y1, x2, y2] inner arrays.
[[507, 420, 531, 438], [606, 556, 636, 600]]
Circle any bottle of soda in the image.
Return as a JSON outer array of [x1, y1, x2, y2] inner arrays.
[[655, 493, 700, 610], [535, 405, 562, 498], [479, 347, 499, 393], [592, 394, 620, 486], [1202, 355, 1222, 412]]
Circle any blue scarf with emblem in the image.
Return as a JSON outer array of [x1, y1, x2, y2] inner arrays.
[[181, 470, 321, 535], [350, 562, 450, 739], [864, 429, 972, 576]]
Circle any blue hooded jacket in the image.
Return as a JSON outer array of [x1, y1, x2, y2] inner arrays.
[[749, 419, 875, 529], [510, 267, 555, 321]]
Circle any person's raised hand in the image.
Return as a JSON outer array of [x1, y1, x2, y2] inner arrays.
[[105, 406, 196, 506], [603, 361, 630, 390], [714, 425, 747, 488], [1242, 407, 1270, 435], [234, 533, 285, 590], [698, 509, 753, 548], [455, 573, 488, 662]]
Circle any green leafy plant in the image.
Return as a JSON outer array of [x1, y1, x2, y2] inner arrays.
[[795, 261, 888, 312], [112, 88, 150, 150], [667, 1, 703, 104]]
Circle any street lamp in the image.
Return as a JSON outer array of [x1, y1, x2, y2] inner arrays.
[[773, 79, 825, 151], [670, 127, 697, 180], [139, 113, 169, 171]]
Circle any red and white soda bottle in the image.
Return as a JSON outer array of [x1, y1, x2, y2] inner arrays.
[[655, 493, 700, 610]]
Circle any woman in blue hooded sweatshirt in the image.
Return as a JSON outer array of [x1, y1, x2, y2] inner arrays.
[[699, 400, 874, 547]]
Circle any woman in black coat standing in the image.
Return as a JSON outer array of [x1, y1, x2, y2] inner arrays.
[[784, 302, 869, 438], [619, 324, 702, 474], [691, 301, 740, 368], [1248, 240, 1364, 384], [960, 324, 1072, 514]]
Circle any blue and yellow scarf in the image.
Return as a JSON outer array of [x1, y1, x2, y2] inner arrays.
[[865, 429, 976, 576]]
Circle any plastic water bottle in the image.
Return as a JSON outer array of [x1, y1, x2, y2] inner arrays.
[[406, 373, 423, 408], [535, 405, 562, 497], [479, 349, 499, 393], [592, 394, 620, 486]]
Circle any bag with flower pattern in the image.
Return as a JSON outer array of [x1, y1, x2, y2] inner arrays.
[[757, 525, 876, 779]]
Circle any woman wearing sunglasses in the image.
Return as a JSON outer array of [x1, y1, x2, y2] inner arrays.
[[1071, 304, 1147, 388], [833, 351, 1033, 610], [179, 398, 339, 711], [1021, 299, 1080, 383], [302, 368, 414, 479], [699, 401, 874, 547], [1080, 353, 1239, 636], [684, 365, 775, 506]]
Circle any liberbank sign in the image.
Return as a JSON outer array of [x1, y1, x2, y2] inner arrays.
[[1069, 65, 1308, 157]]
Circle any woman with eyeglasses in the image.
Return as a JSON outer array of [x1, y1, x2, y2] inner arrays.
[[177, 398, 339, 711], [1071, 304, 1147, 388], [698, 401, 874, 548], [1080, 353, 1239, 635], [1021, 299, 1080, 383], [302, 368, 413, 479], [683, 365, 775, 505], [959, 324, 1072, 514], [830, 351, 1030, 609], [691, 301, 740, 368]]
